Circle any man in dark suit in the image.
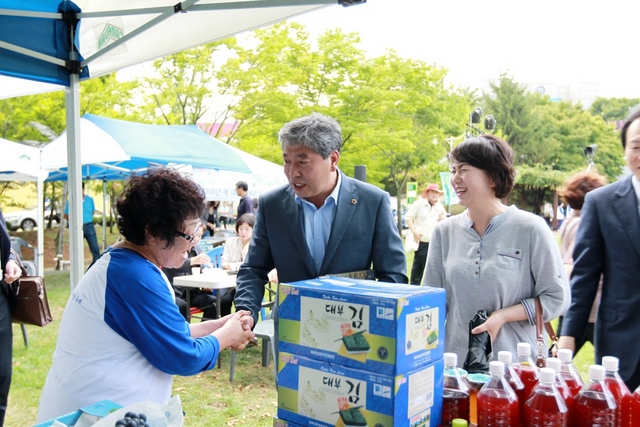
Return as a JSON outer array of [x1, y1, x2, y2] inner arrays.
[[559, 104, 640, 390], [234, 113, 408, 329]]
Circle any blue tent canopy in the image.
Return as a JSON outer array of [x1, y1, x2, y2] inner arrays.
[[42, 114, 252, 181]]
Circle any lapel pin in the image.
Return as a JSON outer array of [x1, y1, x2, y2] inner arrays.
[[351, 199, 357, 205]]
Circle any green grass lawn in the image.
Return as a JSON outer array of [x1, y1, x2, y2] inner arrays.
[[9, 246, 593, 426]]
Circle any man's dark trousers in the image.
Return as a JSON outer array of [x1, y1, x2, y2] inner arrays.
[[410, 241, 429, 285], [83, 222, 101, 261]]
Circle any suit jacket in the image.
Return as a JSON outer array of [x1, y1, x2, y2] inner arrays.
[[234, 173, 408, 323], [562, 175, 640, 386]]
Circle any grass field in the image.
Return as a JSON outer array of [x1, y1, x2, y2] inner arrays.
[[7, 234, 594, 426]]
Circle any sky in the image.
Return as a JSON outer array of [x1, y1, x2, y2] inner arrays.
[[288, 0, 640, 100]]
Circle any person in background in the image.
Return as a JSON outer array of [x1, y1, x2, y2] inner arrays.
[[162, 223, 230, 320], [235, 181, 254, 219], [37, 167, 254, 421], [556, 202, 566, 230], [218, 202, 231, 229], [64, 182, 100, 261], [234, 112, 408, 330], [202, 201, 218, 237], [221, 214, 256, 273], [554, 171, 606, 357], [424, 134, 569, 364], [0, 208, 21, 426], [558, 105, 640, 391], [405, 183, 447, 285], [252, 197, 258, 211]]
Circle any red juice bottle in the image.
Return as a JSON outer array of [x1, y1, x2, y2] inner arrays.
[[631, 386, 640, 424], [546, 357, 573, 424], [602, 356, 632, 427], [513, 342, 540, 402], [440, 352, 470, 427], [572, 365, 617, 427], [557, 349, 584, 397], [477, 361, 520, 427], [498, 351, 526, 427], [524, 367, 569, 427]]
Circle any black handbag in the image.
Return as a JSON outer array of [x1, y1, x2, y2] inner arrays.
[[10, 253, 52, 327]]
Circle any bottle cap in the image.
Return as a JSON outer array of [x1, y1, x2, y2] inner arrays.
[[540, 367, 556, 383], [498, 351, 512, 364], [444, 352, 458, 366], [490, 360, 505, 376], [602, 356, 619, 371], [590, 365, 605, 380], [517, 342, 531, 355], [546, 357, 561, 372], [557, 348, 573, 362], [452, 419, 469, 427]]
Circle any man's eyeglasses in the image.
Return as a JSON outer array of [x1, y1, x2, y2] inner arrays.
[[175, 224, 200, 243]]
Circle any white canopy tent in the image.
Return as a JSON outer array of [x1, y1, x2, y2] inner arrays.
[[0, 138, 48, 274], [0, 0, 358, 287]]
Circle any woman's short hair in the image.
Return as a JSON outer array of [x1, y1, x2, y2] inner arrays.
[[278, 113, 342, 159], [621, 104, 640, 149], [117, 167, 205, 247], [450, 135, 515, 199], [235, 213, 256, 233], [562, 172, 607, 210]]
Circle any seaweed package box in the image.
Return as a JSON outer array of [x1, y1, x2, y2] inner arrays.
[[278, 277, 446, 375], [277, 352, 444, 427]]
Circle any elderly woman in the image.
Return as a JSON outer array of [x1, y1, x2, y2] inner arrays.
[[424, 135, 569, 364], [37, 168, 254, 421]]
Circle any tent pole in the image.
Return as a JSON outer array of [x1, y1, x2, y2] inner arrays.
[[36, 176, 45, 275], [66, 71, 84, 290], [102, 178, 107, 251]]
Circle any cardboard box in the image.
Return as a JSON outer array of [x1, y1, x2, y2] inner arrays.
[[277, 352, 444, 427], [278, 277, 446, 375], [32, 400, 122, 427]]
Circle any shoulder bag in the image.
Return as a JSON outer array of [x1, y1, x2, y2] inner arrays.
[[535, 297, 557, 368], [10, 251, 52, 327]]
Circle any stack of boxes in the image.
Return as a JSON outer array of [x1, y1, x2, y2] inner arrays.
[[273, 276, 446, 427]]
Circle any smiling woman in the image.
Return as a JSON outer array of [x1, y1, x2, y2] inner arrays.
[[36, 167, 255, 422], [423, 135, 570, 366]]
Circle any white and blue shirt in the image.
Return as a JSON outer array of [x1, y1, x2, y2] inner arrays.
[[37, 248, 220, 421]]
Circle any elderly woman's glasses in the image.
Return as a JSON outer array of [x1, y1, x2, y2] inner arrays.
[[175, 227, 199, 243]]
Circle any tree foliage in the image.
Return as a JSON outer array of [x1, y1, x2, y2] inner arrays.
[[590, 97, 640, 122]]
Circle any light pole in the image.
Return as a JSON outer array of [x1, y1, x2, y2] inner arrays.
[[466, 107, 496, 137], [584, 144, 597, 172]]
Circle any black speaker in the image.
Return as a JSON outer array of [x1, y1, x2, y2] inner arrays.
[[354, 165, 366, 182]]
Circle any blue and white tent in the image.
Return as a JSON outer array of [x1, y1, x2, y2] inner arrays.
[[0, 0, 356, 284]]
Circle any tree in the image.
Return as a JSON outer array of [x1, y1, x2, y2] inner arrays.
[[590, 97, 640, 122]]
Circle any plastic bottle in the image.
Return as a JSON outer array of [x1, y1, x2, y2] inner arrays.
[[498, 351, 526, 427], [557, 349, 584, 397], [440, 352, 470, 427], [524, 367, 568, 427], [631, 386, 640, 424], [477, 361, 520, 427], [513, 342, 540, 401], [572, 365, 617, 427], [545, 357, 573, 423], [602, 356, 632, 427]]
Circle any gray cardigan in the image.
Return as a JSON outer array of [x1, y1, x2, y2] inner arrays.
[[423, 206, 570, 364]]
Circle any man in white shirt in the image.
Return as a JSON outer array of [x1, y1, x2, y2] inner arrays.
[[405, 183, 447, 285]]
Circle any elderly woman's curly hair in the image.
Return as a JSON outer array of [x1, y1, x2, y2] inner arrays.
[[116, 167, 205, 247]]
